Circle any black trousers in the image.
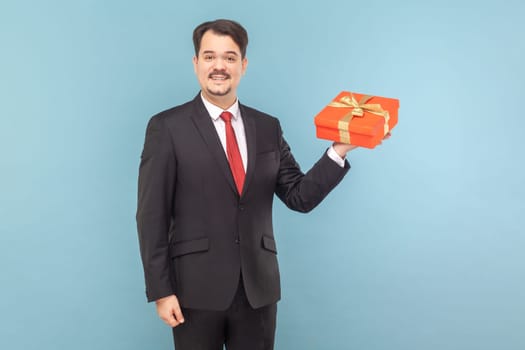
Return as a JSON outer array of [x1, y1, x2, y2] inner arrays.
[[172, 277, 277, 350]]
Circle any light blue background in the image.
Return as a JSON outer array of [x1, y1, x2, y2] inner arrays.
[[1, 0, 524, 349]]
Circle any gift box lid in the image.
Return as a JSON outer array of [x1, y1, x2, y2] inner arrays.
[[314, 91, 399, 136]]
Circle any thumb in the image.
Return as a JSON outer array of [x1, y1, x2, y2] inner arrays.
[[172, 302, 185, 323]]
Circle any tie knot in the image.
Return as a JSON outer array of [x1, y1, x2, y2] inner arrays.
[[220, 111, 233, 123]]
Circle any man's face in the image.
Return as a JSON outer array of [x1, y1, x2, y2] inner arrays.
[[193, 30, 248, 107]]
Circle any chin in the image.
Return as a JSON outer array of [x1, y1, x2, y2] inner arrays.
[[206, 87, 232, 97]]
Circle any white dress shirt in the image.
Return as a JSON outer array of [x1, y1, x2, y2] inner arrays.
[[200, 94, 345, 169], [201, 94, 248, 171]]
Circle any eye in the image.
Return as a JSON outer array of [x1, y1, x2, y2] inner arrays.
[[203, 54, 215, 62], [226, 56, 237, 63]]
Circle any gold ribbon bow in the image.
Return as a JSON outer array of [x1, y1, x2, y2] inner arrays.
[[328, 93, 390, 144]]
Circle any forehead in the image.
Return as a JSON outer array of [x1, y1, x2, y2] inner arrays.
[[199, 30, 241, 55]]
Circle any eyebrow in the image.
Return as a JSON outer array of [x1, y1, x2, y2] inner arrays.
[[202, 50, 239, 56]]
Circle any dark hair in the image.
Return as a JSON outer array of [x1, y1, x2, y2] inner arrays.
[[193, 19, 249, 58]]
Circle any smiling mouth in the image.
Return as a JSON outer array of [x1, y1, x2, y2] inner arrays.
[[209, 71, 231, 81]]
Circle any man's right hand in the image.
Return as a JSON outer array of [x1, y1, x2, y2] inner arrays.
[[155, 294, 185, 328]]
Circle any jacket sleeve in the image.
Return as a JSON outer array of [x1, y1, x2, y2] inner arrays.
[[274, 121, 350, 213], [136, 115, 176, 302]]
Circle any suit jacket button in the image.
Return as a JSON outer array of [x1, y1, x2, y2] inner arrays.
[[235, 238, 240, 244], [238, 205, 245, 211]]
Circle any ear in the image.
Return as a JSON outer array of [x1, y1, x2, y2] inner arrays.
[[192, 56, 198, 74], [241, 57, 248, 75]]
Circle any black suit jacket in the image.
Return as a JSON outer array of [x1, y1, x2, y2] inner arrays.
[[136, 94, 349, 310]]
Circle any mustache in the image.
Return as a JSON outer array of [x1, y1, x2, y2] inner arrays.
[[208, 70, 231, 79]]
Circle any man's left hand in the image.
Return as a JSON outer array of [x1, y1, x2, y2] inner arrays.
[[332, 132, 391, 158]]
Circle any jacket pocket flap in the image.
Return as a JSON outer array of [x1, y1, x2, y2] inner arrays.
[[170, 238, 209, 258], [262, 235, 277, 254], [256, 150, 277, 160]]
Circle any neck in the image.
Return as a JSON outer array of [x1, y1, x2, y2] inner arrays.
[[201, 91, 237, 110]]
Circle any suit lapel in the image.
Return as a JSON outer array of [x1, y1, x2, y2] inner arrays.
[[190, 95, 238, 195], [240, 103, 256, 197]]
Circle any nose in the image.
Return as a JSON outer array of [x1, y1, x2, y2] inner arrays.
[[213, 56, 226, 70]]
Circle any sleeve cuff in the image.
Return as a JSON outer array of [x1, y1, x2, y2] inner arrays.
[[326, 146, 346, 168]]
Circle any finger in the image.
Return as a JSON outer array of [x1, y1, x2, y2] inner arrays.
[[162, 314, 180, 328], [173, 305, 185, 324]]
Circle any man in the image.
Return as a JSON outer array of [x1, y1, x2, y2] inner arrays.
[[136, 19, 356, 350]]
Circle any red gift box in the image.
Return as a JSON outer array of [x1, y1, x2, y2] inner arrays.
[[314, 91, 399, 148]]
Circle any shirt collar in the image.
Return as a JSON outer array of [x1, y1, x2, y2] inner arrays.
[[200, 93, 240, 121]]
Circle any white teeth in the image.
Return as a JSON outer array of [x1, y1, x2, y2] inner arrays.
[[210, 75, 228, 80]]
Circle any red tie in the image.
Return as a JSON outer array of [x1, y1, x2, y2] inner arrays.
[[220, 111, 245, 194]]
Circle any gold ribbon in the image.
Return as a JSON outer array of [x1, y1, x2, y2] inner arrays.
[[328, 93, 390, 144]]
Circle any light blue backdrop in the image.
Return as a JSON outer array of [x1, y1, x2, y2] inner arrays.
[[1, 0, 524, 349]]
